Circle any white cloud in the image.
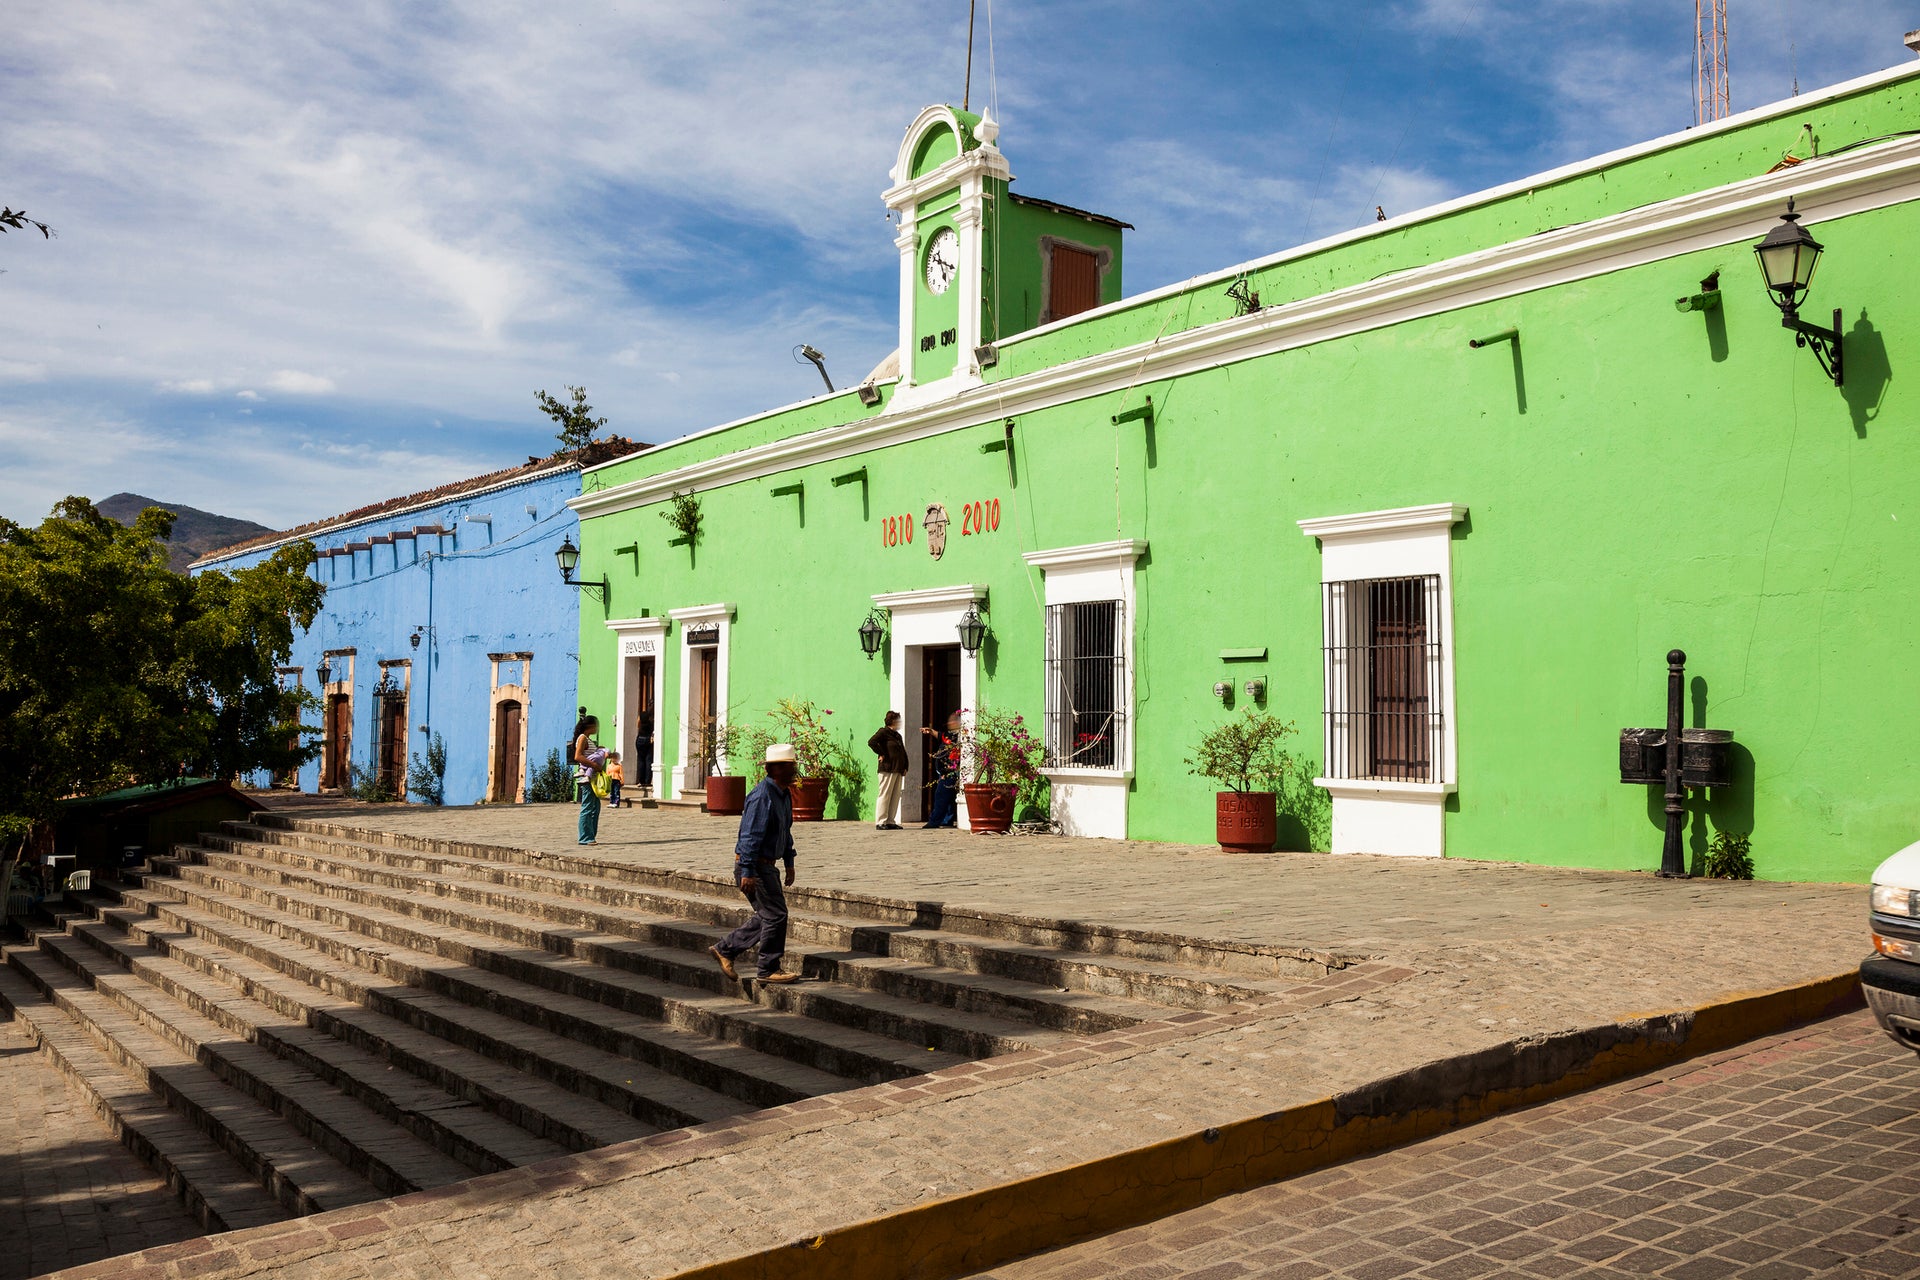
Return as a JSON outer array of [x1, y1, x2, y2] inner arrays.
[[235, 389, 259, 400], [161, 378, 217, 394], [266, 370, 337, 395]]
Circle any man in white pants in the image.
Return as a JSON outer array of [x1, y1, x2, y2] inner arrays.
[[867, 711, 909, 830]]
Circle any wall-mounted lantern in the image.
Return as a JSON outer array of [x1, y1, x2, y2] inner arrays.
[[957, 604, 988, 656], [554, 535, 607, 601], [316, 658, 332, 685], [1754, 200, 1844, 386], [858, 610, 888, 660]]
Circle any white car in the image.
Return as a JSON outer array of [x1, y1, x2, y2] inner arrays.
[[1864, 839, 1920, 1051]]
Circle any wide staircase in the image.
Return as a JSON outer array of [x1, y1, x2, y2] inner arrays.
[[0, 815, 1336, 1239]]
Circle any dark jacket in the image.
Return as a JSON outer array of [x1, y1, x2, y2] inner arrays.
[[868, 727, 910, 775], [733, 775, 796, 880]]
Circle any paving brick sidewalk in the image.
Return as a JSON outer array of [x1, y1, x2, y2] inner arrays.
[[23, 805, 1875, 1280], [970, 1009, 1920, 1280], [0, 1021, 202, 1278]]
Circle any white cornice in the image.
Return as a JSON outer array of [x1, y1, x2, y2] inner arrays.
[[666, 603, 735, 624], [872, 584, 988, 611], [1298, 504, 1468, 541], [604, 616, 667, 633], [1022, 540, 1149, 571], [569, 134, 1920, 523]]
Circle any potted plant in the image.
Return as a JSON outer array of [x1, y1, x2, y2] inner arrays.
[[1187, 707, 1299, 852], [701, 720, 749, 816], [954, 705, 1045, 834], [765, 698, 858, 821]]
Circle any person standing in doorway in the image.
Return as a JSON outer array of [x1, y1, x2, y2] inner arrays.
[[868, 711, 909, 831], [922, 709, 962, 829], [634, 708, 655, 798], [571, 710, 605, 846], [709, 744, 802, 984]]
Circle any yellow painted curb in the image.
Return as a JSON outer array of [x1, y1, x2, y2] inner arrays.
[[664, 971, 1863, 1280]]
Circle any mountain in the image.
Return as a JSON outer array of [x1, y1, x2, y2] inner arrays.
[[96, 493, 274, 574]]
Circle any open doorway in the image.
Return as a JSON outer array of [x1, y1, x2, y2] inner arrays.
[[917, 645, 962, 822]]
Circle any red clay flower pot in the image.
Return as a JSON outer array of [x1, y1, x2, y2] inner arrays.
[[704, 775, 745, 816], [1216, 791, 1276, 853], [791, 776, 829, 822], [963, 783, 1018, 834]]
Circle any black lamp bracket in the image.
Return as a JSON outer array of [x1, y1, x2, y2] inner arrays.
[[1783, 306, 1845, 387]]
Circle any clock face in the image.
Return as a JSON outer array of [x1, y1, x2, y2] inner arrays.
[[923, 227, 959, 295]]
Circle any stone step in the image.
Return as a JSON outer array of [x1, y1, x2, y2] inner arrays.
[[31, 929, 476, 1197], [213, 823, 1261, 1017], [93, 881, 746, 1135], [242, 814, 1341, 986], [152, 854, 982, 1084], [5, 945, 384, 1218], [189, 839, 1091, 1055], [80, 899, 653, 1153], [115, 870, 867, 1110], [0, 962, 290, 1235], [62, 915, 575, 1172]]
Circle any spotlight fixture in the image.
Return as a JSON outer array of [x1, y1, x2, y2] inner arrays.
[[973, 343, 998, 370], [798, 344, 834, 393], [856, 382, 883, 408]]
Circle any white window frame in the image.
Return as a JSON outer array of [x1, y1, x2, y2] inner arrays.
[[1298, 504, 1463, 857], [605, 617, 667, 797], [1022, 540, 1145, 840]]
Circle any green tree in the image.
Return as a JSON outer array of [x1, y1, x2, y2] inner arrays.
[[534, 384, 607, 456], [0, 497, 324, 858]]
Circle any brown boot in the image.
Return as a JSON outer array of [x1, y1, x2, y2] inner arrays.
[[759, 971, 800, 984], [709, 946, 738, 980]]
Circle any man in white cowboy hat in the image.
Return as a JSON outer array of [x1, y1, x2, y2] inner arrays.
[[709, 743, 802, 984]]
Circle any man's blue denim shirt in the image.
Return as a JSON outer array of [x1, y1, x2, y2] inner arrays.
[[733, 775, 796, 880]]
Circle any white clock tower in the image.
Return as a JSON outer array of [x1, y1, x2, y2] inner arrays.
[[881, 105, 1010, 407]]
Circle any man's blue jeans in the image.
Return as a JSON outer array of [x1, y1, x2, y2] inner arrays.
[[716, 863, 789, 978]]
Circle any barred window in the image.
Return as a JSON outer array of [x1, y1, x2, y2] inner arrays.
[[1322, 575, 1445, 783], [1044, 599, 1124, 769]]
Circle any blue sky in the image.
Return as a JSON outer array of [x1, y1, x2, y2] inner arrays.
[[2, 1, 1914, 529]]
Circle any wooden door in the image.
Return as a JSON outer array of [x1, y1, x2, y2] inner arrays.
[[1367, 579, 1431, 781], [690, 648, 717, 787], [493, 700, 523, 802], [324, 694, 351, 790], [378, 696, 408, 794]]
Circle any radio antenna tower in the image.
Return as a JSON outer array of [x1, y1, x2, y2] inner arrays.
[[1695, 0, 1730, 124]]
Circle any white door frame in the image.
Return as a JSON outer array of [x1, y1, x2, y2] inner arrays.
[[605, 617, 667, 796], [873, 585, 985, 829], [666, 603, 735, 800]]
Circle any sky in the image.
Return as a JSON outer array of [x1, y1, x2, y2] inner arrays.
[[3, 1, 1915, 530]]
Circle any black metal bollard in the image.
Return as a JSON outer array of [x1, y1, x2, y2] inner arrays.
[[1659, 649, 1688, 879]]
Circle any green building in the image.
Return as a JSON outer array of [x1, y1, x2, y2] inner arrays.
[[573, 69, 1920, 883]]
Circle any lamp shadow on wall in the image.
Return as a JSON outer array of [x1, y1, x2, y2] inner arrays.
[[1841, 310, 1891, 438], [1702, 301, 1729, 363]]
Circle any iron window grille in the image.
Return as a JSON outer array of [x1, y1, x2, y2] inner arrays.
[[1321, 575, 1445, 784], [1044, 599, 1125, 769]]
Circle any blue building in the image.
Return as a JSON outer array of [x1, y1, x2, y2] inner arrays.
[[193, 442, 643, 804]]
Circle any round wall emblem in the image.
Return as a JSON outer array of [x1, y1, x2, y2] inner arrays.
[[924, 503, 950, 560]]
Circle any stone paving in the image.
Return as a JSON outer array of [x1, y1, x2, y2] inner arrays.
[[969, 1009, 1920, 1280], [0, 1020, 202, 1278], [18, 803, 1875, 1280]]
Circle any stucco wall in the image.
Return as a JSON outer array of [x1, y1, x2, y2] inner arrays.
[[195, 467, 586, 805]]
